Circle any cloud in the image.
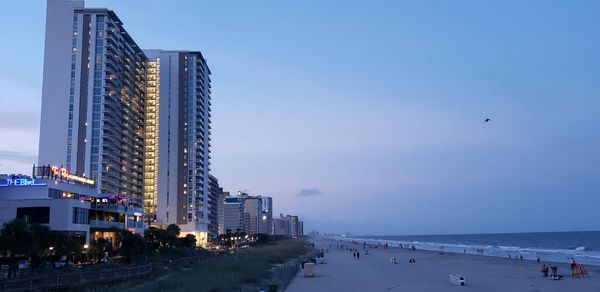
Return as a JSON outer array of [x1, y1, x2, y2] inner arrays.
[[0, 150, 37, 164], [297, 188, 323, 197]]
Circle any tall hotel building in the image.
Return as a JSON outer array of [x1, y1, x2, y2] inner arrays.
[[143, 50, 212, 243], [38, 1, 214, 244], [38, 0, 146, 200]]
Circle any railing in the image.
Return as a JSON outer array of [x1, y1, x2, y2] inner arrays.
[[241, 247, 321, 292], [89, 219, 125, 229], [0, 263, 152, 292]]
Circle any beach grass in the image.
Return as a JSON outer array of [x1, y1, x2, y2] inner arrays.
[[132, 239, 307, 291]]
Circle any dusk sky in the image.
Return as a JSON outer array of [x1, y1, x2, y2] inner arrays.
[[0, 0, 599, 235]]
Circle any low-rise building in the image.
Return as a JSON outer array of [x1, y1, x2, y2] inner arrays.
[[0, 166, 145, 244]]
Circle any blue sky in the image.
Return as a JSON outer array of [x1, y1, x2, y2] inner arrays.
[[0, 0, 599, 235]]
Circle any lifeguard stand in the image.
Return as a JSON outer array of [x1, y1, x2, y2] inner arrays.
[[571, 263, 589, 278]]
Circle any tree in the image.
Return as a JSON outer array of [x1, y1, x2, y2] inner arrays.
[[180, 234, 196, 247], [89, 238, 110, 263], [165, 224, 181, 247], [50, 232, 82, 261], [117, 230, 146, 263], [0, 219, 34, 256], [144, 225, 181, 250], [144, 227, 162, 251]]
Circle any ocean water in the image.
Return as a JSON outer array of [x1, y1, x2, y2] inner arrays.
[[342, 231, 600, 266]]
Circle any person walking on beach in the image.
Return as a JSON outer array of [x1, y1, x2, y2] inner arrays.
[[357, 251, 360, 259], [541, 265, 549, 277], [353, 251, 356, 259], [551, 266, 558, 278], [520, 255, 523, 262]]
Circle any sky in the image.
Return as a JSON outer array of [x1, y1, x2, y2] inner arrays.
[[0, 0, 599, 235]]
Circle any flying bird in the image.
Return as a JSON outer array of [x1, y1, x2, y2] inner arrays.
[[484, 118, 491, 123]]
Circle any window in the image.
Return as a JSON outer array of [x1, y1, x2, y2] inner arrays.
[[48, 188, 62, 199], [17, 207, 50, 224], [72, 207, 89, 224]]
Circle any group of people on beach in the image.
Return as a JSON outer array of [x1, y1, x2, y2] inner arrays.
[[352, 250, 361, 259], [541, 264, 560, 279]]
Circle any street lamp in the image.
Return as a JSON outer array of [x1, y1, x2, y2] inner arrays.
[[49, 246, 55, 267]]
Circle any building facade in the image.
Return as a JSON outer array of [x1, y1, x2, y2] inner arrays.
[[259, 196, 273, 235], [222, 196, 244, 234], [273, 214, 303, 237], [273, 217, 290, 236], [242, 195, 261, 235], [217, 191, 229, 235], [38, 0, 147, 201], [143, 50, 212, 245], [208, 175, 221, 238], [0, 170, 144, 244]]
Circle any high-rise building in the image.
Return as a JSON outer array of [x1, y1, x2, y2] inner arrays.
[[259, 196, 273, 235], [273, 214, 303, 237], [38, 0, 147, 200], [208, 175, 221, 238], [273, 217, 290, 236], [298, 220, 304, 237], [287, 215, 300, 238], [242, 194, 261, 235], [143, 50, 212, 244], [218, 191, 229, 235], [222, 195, 244, 234]]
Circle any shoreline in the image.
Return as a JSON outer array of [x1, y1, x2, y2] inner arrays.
[[287, 238, 600, 292], [328, 236, 600, 267]]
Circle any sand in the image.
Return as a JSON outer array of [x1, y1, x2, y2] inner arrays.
[[286, 239, 600, 292]]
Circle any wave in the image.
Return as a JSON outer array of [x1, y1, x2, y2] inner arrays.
[[333, 236, 600, 266]]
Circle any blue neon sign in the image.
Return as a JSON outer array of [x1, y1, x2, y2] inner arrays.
[[0, 178, 47, 187]]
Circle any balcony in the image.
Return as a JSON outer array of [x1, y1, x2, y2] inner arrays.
[[90, 220, 125, 230]]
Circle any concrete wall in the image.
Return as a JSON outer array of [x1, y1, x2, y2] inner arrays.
[[38, 0, 84, 167]]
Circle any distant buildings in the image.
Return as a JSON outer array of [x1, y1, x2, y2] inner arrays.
[[217, 192, 301, 237], [273, 214, 303, 238]]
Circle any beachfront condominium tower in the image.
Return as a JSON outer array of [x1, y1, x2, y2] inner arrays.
[[222, 195, 244, 234], [242, 195, 262, 235], [259, 196, 273, 235], [38, 0, 147, 200], [143, 50, 212, 244]]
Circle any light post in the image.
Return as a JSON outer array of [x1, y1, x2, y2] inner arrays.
[[49, 247, 55, 268], [83, 244, 89, 263]]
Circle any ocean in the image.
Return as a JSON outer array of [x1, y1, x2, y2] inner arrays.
[[341, 231, 600, 266]]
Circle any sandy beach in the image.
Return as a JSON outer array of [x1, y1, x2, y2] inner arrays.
[[286, 239, 600, 292]]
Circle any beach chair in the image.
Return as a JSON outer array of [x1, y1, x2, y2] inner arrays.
[[449, 274, 466, 286], [571, 263, 589, 278]]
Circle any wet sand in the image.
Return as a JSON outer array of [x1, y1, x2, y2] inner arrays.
[[286, 239, 600, 292]]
